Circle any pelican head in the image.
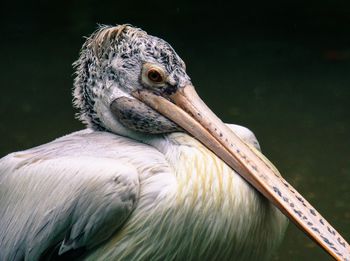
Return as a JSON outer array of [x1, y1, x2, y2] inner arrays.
[[73, 24, 189, 137], [72, 24, 349, 259]]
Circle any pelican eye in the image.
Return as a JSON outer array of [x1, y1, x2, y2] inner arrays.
[[147, 69, 163, 83], [142, 63, 166, 87]]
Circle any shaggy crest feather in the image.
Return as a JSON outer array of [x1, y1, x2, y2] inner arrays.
[[72, 24, 146, 129]]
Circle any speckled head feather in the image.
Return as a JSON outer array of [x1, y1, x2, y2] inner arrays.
[[72, 24, 190, 132]]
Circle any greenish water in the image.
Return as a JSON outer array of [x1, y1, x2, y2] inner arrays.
[[1, 1, 350, 259]]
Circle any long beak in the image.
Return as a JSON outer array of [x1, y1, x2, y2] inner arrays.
[[133, 85, 350, 260]]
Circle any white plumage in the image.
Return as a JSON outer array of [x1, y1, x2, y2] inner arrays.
[[0, 125, 287, 260]]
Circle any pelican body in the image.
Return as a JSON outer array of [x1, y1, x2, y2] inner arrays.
[[0, 128, 285, 260], [0, 25, 349, 260]]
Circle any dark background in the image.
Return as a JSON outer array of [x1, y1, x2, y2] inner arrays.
[[1, 1, 350, 260]]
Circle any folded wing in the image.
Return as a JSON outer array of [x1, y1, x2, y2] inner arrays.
[[0, 142, 139, 260]]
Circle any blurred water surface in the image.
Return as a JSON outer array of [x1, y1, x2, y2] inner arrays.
[[1, 1, 350, 260]]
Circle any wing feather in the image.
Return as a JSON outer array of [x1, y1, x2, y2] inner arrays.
[[0, 137, 140, 260], [226, 124, 261, 151]]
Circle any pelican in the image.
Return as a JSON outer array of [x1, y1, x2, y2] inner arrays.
[[0, 24, 349, 261]]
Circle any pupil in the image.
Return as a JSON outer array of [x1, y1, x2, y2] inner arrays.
[[148, 70, 161, 82]]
